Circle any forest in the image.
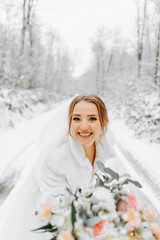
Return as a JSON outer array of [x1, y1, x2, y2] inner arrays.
[[0, 0, 159, 143]]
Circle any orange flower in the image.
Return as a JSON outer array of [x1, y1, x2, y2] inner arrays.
[[128, 193, 139, 211], [93, 220, 108, 238], [126, 231, 141, 240], [144, 204, 156, 222], [150, 222, 160, 240], [126, 231, 132, 238], [132, 237, 141, 240], [123, 208, 141, 231], [41, 202, 52, 220], [128, 208, 137, 221], [57, 231, 75, 240]]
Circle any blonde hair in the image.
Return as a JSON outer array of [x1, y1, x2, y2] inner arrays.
[[68, 94, 109, 139]]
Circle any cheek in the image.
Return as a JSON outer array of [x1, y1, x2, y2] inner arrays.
[[70, 122, 77, 133], [93, 123, 102, 134]]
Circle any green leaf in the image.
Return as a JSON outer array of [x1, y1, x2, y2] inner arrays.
[[86, 216, 100, 227], [104, 176, 114, 184], [122, 179, 129, 185], [95, 176, 111, 189], [122, 178, 142, 188], [79, 206, 85, 217], [128, 179, 142, 188], [103, 185, 110, 190], [78, 188, 82, 193], [35, 210, 38, 215], [48, 228, 58, 233], [95, 178, 100, 187], [71, 201, 76, 228], [32, 223, 57, 233], [103, 175, 109, 181], [74, 187, 79, 196], [50, 237, 57, 240], [104, 168, 119, 180], [120, 173, 131, 178], [66, 187, 74, 196], [79, 206, 88, 224], [95, 178, 104, 187], [97, 161, 119, 180], [97, 161, 106, 173]]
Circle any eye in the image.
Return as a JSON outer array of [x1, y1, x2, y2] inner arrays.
[[73, 117, 80, 121], [89, 117, 97, 121]]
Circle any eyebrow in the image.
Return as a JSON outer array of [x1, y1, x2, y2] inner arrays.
[[72, 114, 98, 116]]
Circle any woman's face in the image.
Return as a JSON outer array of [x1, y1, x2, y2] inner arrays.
[[70, 101, 102, 148]]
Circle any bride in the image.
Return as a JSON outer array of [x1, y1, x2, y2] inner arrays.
[[0, 94, 122, 240]]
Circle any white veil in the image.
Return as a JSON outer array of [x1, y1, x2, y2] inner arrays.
[[0, 97, 74, 240], [35, 97, 73, 195]]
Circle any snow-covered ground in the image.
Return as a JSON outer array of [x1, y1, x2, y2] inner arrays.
[[0, 87, 57, 135], [0, 108, 53, 205], [109, 119, 160, 179]]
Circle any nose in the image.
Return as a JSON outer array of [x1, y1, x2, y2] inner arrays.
[[80, 119, 89, 131]]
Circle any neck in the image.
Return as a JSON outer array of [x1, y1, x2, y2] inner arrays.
[[84, 143, 96, 166]]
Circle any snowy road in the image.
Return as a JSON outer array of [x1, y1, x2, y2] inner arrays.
[[0, 108, 160, 216], [112, 136, 160, 202]]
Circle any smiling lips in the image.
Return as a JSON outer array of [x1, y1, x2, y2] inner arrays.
[[78, 132, 93, 137]]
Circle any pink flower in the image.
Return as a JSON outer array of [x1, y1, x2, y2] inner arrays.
[[150, 222, 160, 240], [93, 220, 109, 239], [117, 201, 128, 212], [57, 231, 75, 240], [118, 193, 139, 212], [128, 193, 139, 211]]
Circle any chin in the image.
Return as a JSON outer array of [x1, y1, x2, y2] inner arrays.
[[79, 140, 95, 148]]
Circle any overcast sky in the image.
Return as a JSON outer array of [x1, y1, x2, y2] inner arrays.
[[37, 0, 137, 76]]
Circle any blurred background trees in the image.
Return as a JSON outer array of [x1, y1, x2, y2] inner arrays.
[[0, 0, 159, 94], [0, 0, 73, 93], [89, 0, 160, 95], [0, 0, 159, 141]]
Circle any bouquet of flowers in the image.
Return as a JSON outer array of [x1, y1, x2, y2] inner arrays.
[[33, 161, 160, 240]]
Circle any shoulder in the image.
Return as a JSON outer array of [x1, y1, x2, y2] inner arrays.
[[44, 141, 71, 171], [50, 141, 69, 158]]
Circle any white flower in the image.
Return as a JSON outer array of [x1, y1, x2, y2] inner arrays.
[[74, 219, 94, 240], [107, 235, 130, 240], [92, 204, 99, 213], [119, 226, 128, 235], [92, 188, 115, 211], [50, 215, 64, 227], [141, 221, 149, 228], [138, 227, 154, 240]]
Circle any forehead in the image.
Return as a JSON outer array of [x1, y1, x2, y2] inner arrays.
[[73, 101, 98, 115]]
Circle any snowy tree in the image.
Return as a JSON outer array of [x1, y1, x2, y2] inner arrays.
[[152, 0, 160, 86], [0, 0, 73, 93], [91, 26, 137, 96], [135, 0, 148, 78], [91, 27, 106, 95], [91, 27, 121, 95]]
